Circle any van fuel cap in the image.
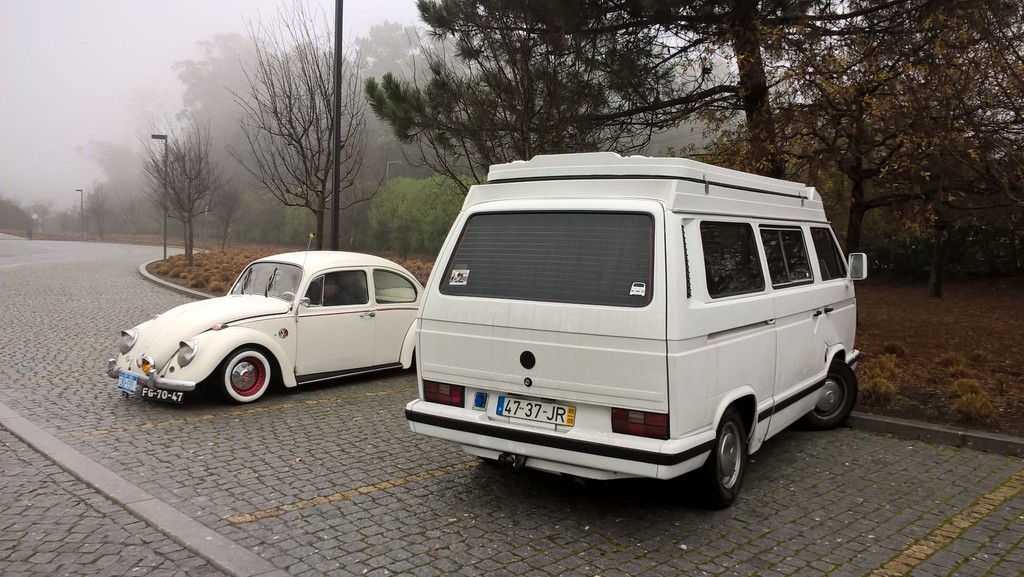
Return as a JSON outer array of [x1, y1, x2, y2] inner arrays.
[[520, 351, 536, 370]]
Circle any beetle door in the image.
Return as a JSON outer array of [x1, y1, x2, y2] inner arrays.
[[294, 269, 376, 379]]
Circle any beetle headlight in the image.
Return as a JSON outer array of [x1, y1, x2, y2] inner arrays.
[[177, 339, 199, 368], [119, 328, 139, 354], [137, 355, 155, 374]]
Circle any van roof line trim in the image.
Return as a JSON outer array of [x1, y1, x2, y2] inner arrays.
[[487, 173, 808, 201]]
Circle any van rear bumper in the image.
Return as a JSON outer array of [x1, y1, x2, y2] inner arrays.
[[405, 400, 714, 480]]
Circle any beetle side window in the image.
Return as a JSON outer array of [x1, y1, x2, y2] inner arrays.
[[700, 222, 765, 298], [373, 270, 417, 304], [811, 227, 848, 281], [313, 271, 369, 307], [760, 227, 813, 287], [304, 275, 325, 306]]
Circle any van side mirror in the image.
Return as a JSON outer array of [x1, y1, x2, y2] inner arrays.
[[848, 253, 868, 281]]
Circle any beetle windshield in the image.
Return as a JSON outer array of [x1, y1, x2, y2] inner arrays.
[[230, 262, 302, 301]]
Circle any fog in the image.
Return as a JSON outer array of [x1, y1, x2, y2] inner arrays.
[[0, 0, 421, 209]]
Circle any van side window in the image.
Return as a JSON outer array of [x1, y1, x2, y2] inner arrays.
[[440, 212, 654, 307], [700, 222, 765, 298], [811, 227, 848, 281], [760, 228, 813, 287]]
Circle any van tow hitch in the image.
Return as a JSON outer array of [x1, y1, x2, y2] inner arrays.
[[498, 452, 527, 471]]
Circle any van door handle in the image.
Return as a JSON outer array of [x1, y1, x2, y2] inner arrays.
[[765, 319, 776, 325], [813, 307, 835, 317], [360, 311, 376, 318]]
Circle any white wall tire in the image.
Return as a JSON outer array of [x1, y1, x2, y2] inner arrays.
[[219, 348, 272, 404]]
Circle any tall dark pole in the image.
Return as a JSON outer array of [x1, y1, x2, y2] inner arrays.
[[330, 0, 343, 250], [76, 189, 83, 240], [151, 134, 168, 259]]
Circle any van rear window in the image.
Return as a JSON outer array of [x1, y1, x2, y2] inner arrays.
[[440, 212, 654, 307]]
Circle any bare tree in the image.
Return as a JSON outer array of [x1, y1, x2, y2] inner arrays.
[[143, 113, 220, 265], [232, 1, 369, 249], [209, 181, 244, 250], [84, 183, 113, 239], [27, 200, 54, 233]]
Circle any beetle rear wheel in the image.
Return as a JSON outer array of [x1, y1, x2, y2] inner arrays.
[[219, 348, 272, 404]]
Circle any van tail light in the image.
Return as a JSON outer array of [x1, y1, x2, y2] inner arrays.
[[423, 380, 465, 407], [612, 408, 669, 440]]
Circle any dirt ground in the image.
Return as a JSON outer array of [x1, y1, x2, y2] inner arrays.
[[855, 276, 1024, 439]]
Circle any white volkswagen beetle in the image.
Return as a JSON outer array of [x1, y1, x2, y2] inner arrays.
[[108, 251, 422, 404]]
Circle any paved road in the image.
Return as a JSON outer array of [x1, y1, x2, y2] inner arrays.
[[1, 238, 1022, 577]]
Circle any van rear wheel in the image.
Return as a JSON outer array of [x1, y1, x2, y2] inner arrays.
[[699, 407, 747, 509], [802, 361, 858, 430]]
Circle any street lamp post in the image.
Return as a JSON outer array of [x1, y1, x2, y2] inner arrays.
[[76, 189, 83, 240], [386, 160, 402, 184], [151, 134, 168, 259]]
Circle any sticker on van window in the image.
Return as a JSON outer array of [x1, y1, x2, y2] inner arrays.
[[630, 282, 646, 296], [449, 269, 470, 286]]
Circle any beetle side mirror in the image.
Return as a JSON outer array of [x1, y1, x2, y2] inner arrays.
[[848, 253, 868, 281], [299, 297, 311, 308]]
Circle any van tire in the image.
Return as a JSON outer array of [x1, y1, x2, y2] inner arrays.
[[801, 361, 858, 430], [699, 407, 747, 509]]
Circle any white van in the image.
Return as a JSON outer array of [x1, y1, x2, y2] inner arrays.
[[405, 152, 867, 507]]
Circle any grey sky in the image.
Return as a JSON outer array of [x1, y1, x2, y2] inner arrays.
[[0, 0, 421, 209]]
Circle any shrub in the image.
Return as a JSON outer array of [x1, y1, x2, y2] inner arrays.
[[953, 392, 995, 423], [947, 363, 974, 379], [938, 352, 966, 368], [864, 354, 899, 381], [951, 378, 983, 397], [967, 350, 990, 365], [859, 354, 899, 406], [882, 342, 907, 358], [209, 281, 228, 295], [861, 375, 898, 405], [189, 276, 208, 289], [939, 352, 974, 379]]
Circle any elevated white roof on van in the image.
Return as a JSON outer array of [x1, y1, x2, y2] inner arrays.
[[476, 152, 826, 222]]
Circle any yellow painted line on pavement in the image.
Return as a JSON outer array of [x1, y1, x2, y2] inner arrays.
[[72, 387, 408, 438], [871, 468, 1024, 577], [225, 460, 480, 524]]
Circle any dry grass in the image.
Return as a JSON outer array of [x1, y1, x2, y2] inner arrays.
[[953, 393, 996, 423], [856, 277, 1024, 437], [860, 354, 900, 406], [148, 245, 436, 292]]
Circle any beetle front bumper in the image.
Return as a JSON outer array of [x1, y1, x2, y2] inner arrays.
[[107, 358, 198, 392]]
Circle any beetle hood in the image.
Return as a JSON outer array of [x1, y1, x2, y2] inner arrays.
[[134, 295, 291, 364]]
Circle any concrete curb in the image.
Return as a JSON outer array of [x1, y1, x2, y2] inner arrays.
[[0, 401, 289, 577], [847, 411, 1024, 458], [137, 260, 212, 300]]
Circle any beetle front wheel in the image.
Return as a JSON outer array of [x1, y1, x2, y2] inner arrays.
[[219, 348, 272, 404]]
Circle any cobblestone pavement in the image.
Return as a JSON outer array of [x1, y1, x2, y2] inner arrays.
[[1, 238, 1023, 577]]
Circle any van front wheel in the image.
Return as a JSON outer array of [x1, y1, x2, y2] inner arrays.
[[699, 407, 747, 509], [802, 361, 858, 430]]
